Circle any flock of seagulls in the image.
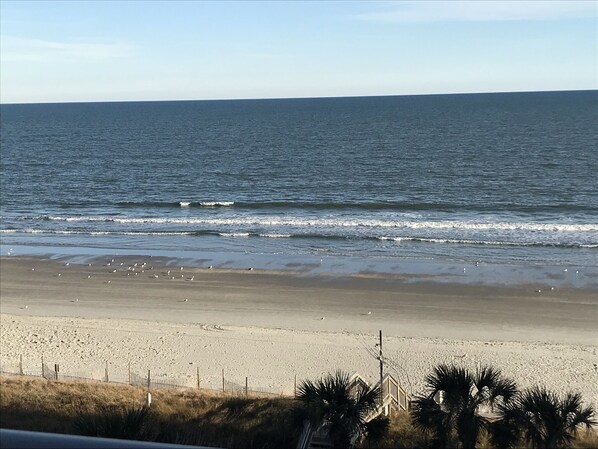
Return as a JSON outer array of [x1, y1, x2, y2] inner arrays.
[[12, 247, 586, 316]]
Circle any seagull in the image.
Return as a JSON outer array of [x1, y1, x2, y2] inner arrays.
[[189, 276, 195, 281], [153, 274, 159, 278], [88, 263, 92, 267], [57, 273, 61, 277], [167, 270, 171, 275], [112, 269, 117, 273], [321, 317, 325, 320], [536, 289, 542, 293], [87, 275, 91, 279], [180, 266, 184, 270], [65, 263, 70, 266], [208, 266, 213, 269], [550, 287, 555, 290], [184, 298, 188, 302], [107, 280, 111, 284], [248, 267, 253, 271], [367, 311, 372, 315], [31, 268, 35, 271]]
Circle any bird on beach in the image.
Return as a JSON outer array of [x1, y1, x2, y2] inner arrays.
[[153, 274, 159, 278], [65, 263, 70, 266], [367, 311, 372, 315], [57, 273, 61, 277], [189, 276, 195, 281], [184, 298, 188, 302], [87, 275, 91, 279], [208, 266, 213, 269], [31, 268, 35, 271], [536, 289, 542, 293]]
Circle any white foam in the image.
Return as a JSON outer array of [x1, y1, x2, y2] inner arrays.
[[43, 214, 598, 233], [200, 201, 234, 207], [179, 202, 191, 207]]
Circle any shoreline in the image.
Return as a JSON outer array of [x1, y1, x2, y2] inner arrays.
[[2, 244, 598, 290], [1, 255, 597, 404]]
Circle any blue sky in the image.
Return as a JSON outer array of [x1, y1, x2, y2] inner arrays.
[[1, 1, 596, 103]]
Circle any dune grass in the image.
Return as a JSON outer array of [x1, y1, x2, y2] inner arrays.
[[0, 376, 301, 448], [1, 375, 595, 448]]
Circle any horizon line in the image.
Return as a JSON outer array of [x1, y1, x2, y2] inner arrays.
[[1, 88, 596, 106]]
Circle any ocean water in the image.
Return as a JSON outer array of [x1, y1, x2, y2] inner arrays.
[[1, 91, 597, 283]]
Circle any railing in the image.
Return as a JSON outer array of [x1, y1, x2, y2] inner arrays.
[[0, 429, 218, 449]]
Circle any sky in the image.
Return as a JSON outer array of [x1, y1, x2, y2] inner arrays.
[[0, 0, 596, 103]]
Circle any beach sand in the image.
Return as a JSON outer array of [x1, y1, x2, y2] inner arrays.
[[1, 256, 596, 403]]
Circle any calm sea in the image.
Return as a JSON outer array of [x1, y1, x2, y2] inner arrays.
[[1, 91, 597, 281]]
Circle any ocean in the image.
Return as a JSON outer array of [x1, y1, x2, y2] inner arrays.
[[1, 91, 597, 286]]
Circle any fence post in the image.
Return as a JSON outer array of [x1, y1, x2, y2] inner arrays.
[[222, 368, 225, 392], [105, 361, 109, 382], [196, 367, 200, 389], [19, 354, 23, 375], [54, 364, 59, 381], [245, 377, 248, 397], [147, 369, 151, 390], [128, 361, 131, 385]]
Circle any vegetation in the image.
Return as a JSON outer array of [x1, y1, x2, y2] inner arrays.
[[0, 376, 300, 448], [491, 387, 596, 449], [0, 368, 596, 449], [296, 370, 385, 449], [410, 364, 517, 449]]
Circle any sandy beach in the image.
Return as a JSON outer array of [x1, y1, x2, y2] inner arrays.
[[1, 255, 597, 404]]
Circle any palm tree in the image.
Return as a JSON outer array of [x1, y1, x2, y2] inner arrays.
[[491, 387, 596, 449], [297, 370, 383, 449], [410, 364, 517, 449]]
